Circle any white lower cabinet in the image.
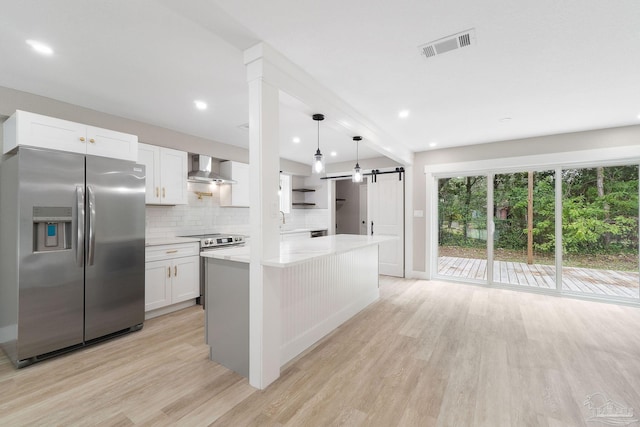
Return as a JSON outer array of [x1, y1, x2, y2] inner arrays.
[[171, 256, 199, 303], [145, 242, 199, 312]]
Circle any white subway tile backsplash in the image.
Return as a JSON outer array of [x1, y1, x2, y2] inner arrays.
[[146, 182, 329, 238]]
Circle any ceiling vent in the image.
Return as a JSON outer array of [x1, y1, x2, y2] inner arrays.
[[419, 28, 475, 59]]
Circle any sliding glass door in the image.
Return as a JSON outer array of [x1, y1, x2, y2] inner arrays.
[[561, 166, 639, 298], [435, 163, 639, 303], [492, 171, 556, 289], [438, 176, 487, 281]]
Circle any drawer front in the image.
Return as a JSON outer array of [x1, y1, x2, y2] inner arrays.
[[145, 242, 199, 262]]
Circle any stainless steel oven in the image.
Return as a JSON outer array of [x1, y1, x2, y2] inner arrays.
[[177, 233, 245, 308]]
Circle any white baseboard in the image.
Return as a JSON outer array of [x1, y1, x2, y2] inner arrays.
[[145, 299, 197, 320], [407, 271, 429, 280]]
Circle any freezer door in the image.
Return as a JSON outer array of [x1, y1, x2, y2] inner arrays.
[[84, 156, 145, 341], [16, 148, 85, 360]]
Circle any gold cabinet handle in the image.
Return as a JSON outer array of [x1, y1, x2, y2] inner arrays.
[[89, 138, 95, 143], [79, 137, 85, 142], [166, 250, 178, 254], [168, 266, 171, 278], [174, 266, 178, 276], [162, 187, 166, 198], [156, 187, 159, 198]]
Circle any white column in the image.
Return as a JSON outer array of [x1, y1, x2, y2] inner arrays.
[[246, 54, 281, 389]]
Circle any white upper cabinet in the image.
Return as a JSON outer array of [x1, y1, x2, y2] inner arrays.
[[138, 144, 161, 203], [2, 110, 137, 161], [138, 143, 188, 205], [160, 148, 188, 205], [219, 161, 250, 207], [85, 125, 138, 161]]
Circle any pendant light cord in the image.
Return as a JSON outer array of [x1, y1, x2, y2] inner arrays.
[[353, 136, 362, 167]]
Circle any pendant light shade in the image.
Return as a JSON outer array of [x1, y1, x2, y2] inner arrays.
[[352, 136, 363, 183], [312, 114, 325, 174]]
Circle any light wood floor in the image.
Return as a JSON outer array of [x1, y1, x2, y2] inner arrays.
[[2, 277, 640, 426], [439, 256, 640, 298]]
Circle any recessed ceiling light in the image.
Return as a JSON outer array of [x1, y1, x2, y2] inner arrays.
[[26, 40, 53, 56], [398, 110, 410, 119], [429, 142, 438, 148], [292, 137, 301, 143], [330, 151, 337, 157], [637, 113, 640, 120], [194, 100, 208, 110]]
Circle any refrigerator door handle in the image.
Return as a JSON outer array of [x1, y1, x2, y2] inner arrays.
[[76, 185, 85, 267], [87, 185, 96, 266]]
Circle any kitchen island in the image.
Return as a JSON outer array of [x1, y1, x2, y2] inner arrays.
[[201, 234, 395, 381]]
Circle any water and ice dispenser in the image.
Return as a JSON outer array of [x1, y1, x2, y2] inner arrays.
[[33, 206, 72, 252]]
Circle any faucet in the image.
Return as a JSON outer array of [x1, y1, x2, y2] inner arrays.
[[280, 210, 285, 225]]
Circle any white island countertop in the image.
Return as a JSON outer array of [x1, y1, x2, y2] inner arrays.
[[200, 234, 396, 267], [145, 236, 201, 246], [279, 227, 327, 235]]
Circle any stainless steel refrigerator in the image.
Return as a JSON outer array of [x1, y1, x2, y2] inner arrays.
[[0, 147, 145, 367]]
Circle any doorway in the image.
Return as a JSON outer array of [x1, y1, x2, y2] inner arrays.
[[331, 172, 405, 278], [335, 178, 367, 235]]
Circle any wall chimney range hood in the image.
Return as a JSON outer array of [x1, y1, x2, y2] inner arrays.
[[188, 154, 236, 184]]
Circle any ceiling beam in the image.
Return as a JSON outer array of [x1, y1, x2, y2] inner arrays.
[[244, 43, 414, 166]]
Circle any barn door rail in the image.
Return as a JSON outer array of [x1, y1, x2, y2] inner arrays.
[[321, 167, 404, 183]]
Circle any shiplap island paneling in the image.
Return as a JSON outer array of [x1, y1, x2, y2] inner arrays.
[[202, 234, 395, 383]]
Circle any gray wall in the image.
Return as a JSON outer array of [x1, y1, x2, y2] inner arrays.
[[411, 124, 640, 273]]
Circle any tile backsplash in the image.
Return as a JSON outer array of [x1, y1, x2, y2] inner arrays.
[[145, 182, 329, 238]]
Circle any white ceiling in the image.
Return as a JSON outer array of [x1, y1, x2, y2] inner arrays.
[[1, 0, 639, 166]]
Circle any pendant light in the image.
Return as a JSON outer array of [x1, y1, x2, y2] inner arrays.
[[312, 113, 325, 174], [352, 136, 363, 183]]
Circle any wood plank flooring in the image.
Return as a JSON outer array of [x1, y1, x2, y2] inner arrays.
[[2, 277, 640, 426], [439, 256, 640, 298]]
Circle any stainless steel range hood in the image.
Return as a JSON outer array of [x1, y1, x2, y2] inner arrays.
[[188, 154, 236, 184]]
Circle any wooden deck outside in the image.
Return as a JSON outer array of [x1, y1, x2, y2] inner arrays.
[[438, 256, 640, 299]]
